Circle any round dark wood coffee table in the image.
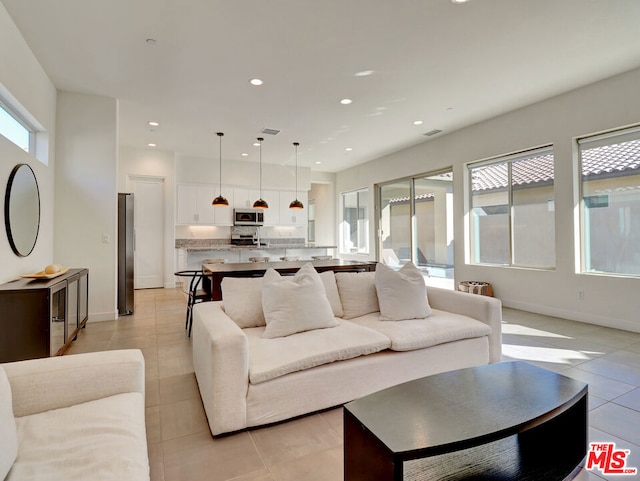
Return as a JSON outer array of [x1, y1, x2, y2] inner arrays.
[[344, 361, 588, 480]]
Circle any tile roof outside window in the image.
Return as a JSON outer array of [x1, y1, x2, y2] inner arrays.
[[581, 139, 640, 176], [471, 153, 554, 192]]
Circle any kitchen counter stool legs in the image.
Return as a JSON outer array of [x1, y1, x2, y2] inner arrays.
[[174, 270, 209, 337]]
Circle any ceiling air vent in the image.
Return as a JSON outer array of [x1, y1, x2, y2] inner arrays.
[[423, 129, 442, 137], [260, 128, 280, 136]]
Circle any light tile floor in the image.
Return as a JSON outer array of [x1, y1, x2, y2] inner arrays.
[[67, 289, 640, 481]]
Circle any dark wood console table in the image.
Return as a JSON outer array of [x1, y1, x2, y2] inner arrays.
[[202, 259, 376, 301], [0, 268, 89, 362], [344, 361, 588, 481]]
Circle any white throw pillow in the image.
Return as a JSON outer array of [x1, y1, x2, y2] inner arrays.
[[375, 262, 432, 321], [221, 277, 266, 328], [0, 366, 18, 480], [335, 271, 379, 319], [319, 271, 344, 318], [262, 263, 339, 338]]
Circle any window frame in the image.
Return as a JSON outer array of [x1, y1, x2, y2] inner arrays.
[[467, 145, 556, 269], [577, 125, 640, 278], [340, 188, 369, 255], [0, 98, 35, 154], [375, 168, 454, 276]]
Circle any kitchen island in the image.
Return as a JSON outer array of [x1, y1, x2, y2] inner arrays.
[[176, 241, 337, 270], [202, 259, 377, 301]]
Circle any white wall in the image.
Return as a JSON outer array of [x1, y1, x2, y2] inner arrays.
[[118, 146, 176, 288], [0, 2, 56, 283], [176, 154, 311, 191], [54, 91, 118, 322], [336, 67, 640, 332]]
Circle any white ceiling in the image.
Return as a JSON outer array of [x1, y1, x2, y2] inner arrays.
[[4, 0, 640, 173]]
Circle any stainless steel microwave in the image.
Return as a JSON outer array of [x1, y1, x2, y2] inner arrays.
[[233, 209, 264, 226]]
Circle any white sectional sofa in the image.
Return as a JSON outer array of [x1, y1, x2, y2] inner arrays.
[[0, 349, 149, 481], [192, 264, 502, 436]]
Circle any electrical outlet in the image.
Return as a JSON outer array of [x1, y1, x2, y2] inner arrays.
[[577, 290, 584, 300]]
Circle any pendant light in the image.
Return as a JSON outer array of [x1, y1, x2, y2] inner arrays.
[[289, 142, 304, 209], [212, 132, 229, 206], [252, 137, 268, 209]]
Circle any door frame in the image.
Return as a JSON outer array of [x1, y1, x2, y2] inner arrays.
[[126, 174, 166, 289]]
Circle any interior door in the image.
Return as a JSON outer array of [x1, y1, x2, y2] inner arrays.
[[130, 176, 164, 289]]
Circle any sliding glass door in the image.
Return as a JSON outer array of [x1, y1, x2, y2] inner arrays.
[[378, 171, 454, 288], [379, 182, 412, 266]]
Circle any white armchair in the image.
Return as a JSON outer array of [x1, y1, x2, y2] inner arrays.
[[1, 349, 149, 481]]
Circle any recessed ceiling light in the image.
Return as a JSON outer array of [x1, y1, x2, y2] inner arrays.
[[241, 153, 248, 157], [355, 70, 374, 77], [340, 98, 353, 105], [148, 121, 159, 127], [345, 147, 353, 152], [147, 143, 157, 147], [315, 161, 323, 165], [451, 0, 469, 3], [252, 142, 260, 147], [249, 78, 263, 86], [413, 120, 424, 125]]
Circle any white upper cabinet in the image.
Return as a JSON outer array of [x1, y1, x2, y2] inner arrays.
[[279, 191, 308, 226], [233, 188, 280, 225], [178, 184, 307, 226], [232, 187, 252, 209], [212, 185, 234, 225], [177, 183, 232, 225]]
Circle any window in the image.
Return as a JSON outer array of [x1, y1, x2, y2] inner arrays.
[[0, 101, 33, 153], [579, 126, 640, 276], [469, 146, 555, 268], [378, 171, 454, 288], [341, 189, 369, 254]]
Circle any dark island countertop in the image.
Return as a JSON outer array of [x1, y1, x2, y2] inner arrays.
[[201, 259, 377, 300]]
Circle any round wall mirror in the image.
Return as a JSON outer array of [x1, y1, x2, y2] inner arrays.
[[4, 163, 41, 257]]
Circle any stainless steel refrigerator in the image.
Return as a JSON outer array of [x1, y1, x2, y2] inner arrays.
[[118, 193, 134, 315]]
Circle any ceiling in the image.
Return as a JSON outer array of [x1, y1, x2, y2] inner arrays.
[[4, 0, 640, 173]]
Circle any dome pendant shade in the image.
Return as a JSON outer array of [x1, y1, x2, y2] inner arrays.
[[212, 195, 229, 206], [289, 198, 304, 209], [253, 137, 269, 209], [289, 142, 304, 209], [213, 132, 228, 206], [253, 198, 269, 209]]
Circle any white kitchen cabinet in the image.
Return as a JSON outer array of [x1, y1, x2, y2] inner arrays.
[[232, 187, 252, 209], [212, 185, 234, 225], [233, 187, 280, 225], [279, 191, 308, 226], [177, 183, 225, 225]]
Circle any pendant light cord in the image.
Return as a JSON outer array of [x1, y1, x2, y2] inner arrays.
[[294, 142, 299, 199], [258, 137, 264, 198], [217, 132, 223, 191]]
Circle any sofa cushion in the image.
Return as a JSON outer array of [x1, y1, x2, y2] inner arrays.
[[222, 277, 266, 328], [335, 271, 379, 319], [375, 262, 432, 321], [245, 320, 391, 384], [262, 264, 339, 338], [319, 271, 344, 318], [349, 309, 492, 351], [8, 392, 148, 481], [0, 366, 17, 480]]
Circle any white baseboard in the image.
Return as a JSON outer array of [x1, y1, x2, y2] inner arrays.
[[86, 311, 118, 322], [502, 299, 640, 334]]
